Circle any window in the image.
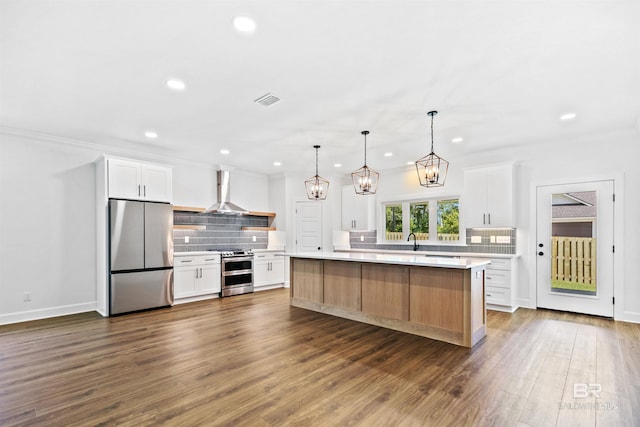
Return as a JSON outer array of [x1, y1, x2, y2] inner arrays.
[[385, 204, 403, 241], [437, 199, 459, 241], [383, 197, 460, 243], [410, 202, 429, 240]]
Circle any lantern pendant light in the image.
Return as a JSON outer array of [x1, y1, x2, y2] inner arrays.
[[305, 145, 330, 200], [415, 110, 449, 187], [351, 130, 380, 195]]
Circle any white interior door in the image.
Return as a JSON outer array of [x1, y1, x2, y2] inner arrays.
[[536, 180, 614, 317], [296, 201, 323, 252]]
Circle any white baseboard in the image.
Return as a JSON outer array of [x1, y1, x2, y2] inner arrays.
[[621, 311, 640, 324], [0, 302, 97, 326], [255, 283, 285, 292], [487, 304, 518, 313], [516, 298, 535, 309], [173, 294, 219, 304]]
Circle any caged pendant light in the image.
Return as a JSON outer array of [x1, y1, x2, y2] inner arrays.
[[415, 110, 449, 187], [305, 145, 330, 200], [351, 130, 380, 195]]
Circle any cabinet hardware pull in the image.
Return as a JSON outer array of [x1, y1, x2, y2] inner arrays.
[[483, 213, 486, 224], [138, 184, 141, 196], [487, 276, 492, 279], [181, 260, 192, 263], [487, 294, 492, 297], [488, 213, 491, 224], [143, 185, 146, 197]]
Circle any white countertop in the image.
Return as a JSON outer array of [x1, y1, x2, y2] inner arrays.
[[338, 248, 519, 259], [286, 251, 491, 269]]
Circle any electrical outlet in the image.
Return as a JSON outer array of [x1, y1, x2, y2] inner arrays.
[[360, 235, 364, 242], [490, 235, 496, 243], [184, 235, 189, 243], [252, 235, 257, 242], [23, 292, 31, 302]]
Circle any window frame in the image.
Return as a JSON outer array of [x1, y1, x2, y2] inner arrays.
[[379, 195, 464, 246]]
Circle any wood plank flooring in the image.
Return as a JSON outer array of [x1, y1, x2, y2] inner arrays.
[[1, 288, 638, 426]]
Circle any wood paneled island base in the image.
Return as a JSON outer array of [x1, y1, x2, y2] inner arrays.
[[290, 255, 488, 348]]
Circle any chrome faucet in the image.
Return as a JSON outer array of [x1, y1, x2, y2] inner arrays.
[[407, 233, 419, 251]]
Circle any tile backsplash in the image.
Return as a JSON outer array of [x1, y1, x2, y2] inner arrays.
[[173, 211, 269, 252], [349, 228, 516, 254]]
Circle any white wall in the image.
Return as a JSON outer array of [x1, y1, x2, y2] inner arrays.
[[0, 131, 269, 324], [366, 129, 640, 322]]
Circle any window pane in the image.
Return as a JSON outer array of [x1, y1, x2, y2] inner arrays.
[[410, 202, 429, 240], [437, 199, 459, 241], [385, 204, 403, 241]]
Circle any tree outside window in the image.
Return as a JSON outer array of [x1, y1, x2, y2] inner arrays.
[[383, 198, 460, 243], [437, 199, 459, 241], [410, 202, 429, 240]]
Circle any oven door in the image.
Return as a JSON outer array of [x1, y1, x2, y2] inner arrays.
[[222, 256, 253, 273]]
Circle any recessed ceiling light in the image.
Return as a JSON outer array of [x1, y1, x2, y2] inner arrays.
[[451, 137, 464, 143], [560, 112, 577, 121], [166, 79, 186, 91], [233, 16, 256, 33], [384, 152, 393, 157], [334, 163, 342, 168], [220, 149, 230, 155], [273, 161, 281, 166], [144, 131, 158, 139]]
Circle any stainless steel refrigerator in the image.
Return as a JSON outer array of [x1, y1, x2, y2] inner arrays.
[[109, 199, 173, 315]]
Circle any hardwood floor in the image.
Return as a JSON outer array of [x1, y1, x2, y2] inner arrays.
[[1, 288, 638, 426]]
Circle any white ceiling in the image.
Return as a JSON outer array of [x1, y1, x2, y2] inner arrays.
[[2, 1, 639, 176]]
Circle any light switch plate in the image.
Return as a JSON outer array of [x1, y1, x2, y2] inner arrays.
[[490, 236, 496, 243]]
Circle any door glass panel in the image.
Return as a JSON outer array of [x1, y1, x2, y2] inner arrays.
[[550, 191, 597, 296]]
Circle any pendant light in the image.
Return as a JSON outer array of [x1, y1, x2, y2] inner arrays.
[[351, 130, 380, 195], [415, 110, 449, 187], [305, 145, 330, 200]]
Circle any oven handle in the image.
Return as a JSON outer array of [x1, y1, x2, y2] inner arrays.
[[221, 256, 254, 263], [222, 269, 253, 277]]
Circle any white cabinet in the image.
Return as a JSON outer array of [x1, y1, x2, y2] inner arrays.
[[478, 256, 518, 313], [463, 164, 514, 228], [107, 158, 172, 202], [254, 252, 285, 289], [174, 254, 221, 300], [341, 185, 376, 230]]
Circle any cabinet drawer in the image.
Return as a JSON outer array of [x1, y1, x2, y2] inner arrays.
[[194, 255, 220, 265], [488, 258, 511, 270], [175, 256, 197, 266], [486, 286, 511, 306], [485, 269, 510, 288]]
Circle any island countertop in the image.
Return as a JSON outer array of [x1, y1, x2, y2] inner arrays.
[[285, 251, 491, 269]]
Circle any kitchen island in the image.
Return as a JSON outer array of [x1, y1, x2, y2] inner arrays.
[[288, 252, 490, 348]]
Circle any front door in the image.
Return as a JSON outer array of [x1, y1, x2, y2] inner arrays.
[[536, 180, 614, 317], [296, 201, 323, 252]]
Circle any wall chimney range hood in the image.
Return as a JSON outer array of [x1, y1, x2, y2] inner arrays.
[[205, 170, 249, 214]]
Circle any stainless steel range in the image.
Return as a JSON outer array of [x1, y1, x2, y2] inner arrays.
[[219, 249, 254, 297]]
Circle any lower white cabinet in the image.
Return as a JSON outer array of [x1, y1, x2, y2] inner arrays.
[[174, 253, 221, 300], [254, 252, 285, 289], [478, 256, 518, 313]]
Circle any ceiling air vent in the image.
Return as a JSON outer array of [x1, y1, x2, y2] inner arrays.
[[254, 93, 281, 107]]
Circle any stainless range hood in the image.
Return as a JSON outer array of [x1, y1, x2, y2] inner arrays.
[[205, 170, 249, 214]]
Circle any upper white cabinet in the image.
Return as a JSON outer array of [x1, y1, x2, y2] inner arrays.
[[341, 185, 376, 230], [463, 164, 515, 228], [107, 158, 172, 202]]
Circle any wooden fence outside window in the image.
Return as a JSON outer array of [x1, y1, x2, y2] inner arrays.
[[551, 236, 596, 285]]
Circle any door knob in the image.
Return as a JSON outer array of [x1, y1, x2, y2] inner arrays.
[[538, 252, 544, 256]]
